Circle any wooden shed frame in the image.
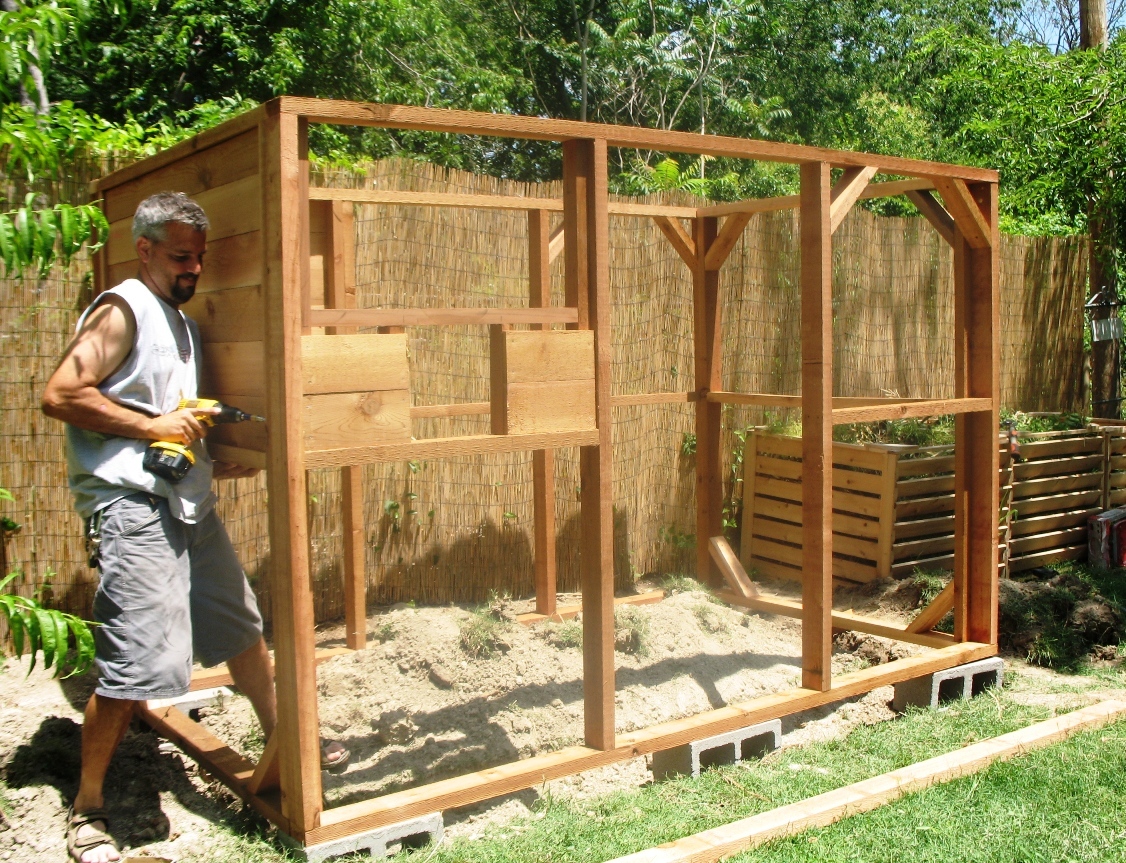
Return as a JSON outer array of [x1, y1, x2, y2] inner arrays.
[[91, 97, 1000, 850]]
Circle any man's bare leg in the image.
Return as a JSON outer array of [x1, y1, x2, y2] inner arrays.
[[225, 637, 346, 766], [72, 693, 133, 863]]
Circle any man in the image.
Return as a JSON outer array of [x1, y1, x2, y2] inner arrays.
[[42, 192, 346, 863]]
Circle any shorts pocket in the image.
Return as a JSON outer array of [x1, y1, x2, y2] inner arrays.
[[105, 496, 162, 539]]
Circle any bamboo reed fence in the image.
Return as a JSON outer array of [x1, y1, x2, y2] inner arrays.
[[0, 158, 1090, 623]]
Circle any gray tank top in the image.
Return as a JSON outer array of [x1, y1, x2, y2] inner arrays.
[[65, 279, 215, 523]]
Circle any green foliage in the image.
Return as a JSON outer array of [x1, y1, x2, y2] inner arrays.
[[540, 619, 583, 649], [0, 194, 108, 278], [833, 415, 956, 447], [1002, 409, 1088, 433], [659, 573, 704, 595], [0, 571, 95, 677], [459, 606, 508, 659], [613, 605, 649, 655]]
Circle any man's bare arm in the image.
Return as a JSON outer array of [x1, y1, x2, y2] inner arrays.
[[41, 296, 210, 445]]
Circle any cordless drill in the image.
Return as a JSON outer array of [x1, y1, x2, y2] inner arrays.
[[142, 398, 265, 482]]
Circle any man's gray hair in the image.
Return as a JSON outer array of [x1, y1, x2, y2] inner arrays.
[[132, 191, 210, 243]]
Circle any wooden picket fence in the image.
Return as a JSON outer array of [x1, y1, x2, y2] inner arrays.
[[740, 428, 1126, 582]]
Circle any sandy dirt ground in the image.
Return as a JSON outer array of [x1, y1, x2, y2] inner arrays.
[[1, 579, 1122, 863]]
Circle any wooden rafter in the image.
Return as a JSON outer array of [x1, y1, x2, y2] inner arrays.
[[931, 177, 992, 248], [829, 165, 878, 233], [906, 189, 956, 246], [652, 215, 696, 267]]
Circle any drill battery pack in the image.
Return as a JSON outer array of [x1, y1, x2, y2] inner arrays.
[[142, 440, 195, 483]]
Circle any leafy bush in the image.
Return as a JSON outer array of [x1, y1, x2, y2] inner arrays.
[[0, 571, 94, 677]]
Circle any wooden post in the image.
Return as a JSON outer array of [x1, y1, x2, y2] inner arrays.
[[563, 138, 615, 750], [739, 430, 759, 568], [799, 161, 833, 692], [693, 216, 723, 586], [875, 449, 899, 579], [529, 209, 557, 616], [260, 105, 324, 830], [953, 182, 1000, 646]]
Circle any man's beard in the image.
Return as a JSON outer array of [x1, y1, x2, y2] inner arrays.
[[170, 277, 197, 304]]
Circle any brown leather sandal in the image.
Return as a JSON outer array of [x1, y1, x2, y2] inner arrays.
[[320, 738, 350, 773], [66, 806, 120, 863]]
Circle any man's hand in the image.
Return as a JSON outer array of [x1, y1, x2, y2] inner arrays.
[[212, 460, 260, 480], [147, 406, 219, 445]]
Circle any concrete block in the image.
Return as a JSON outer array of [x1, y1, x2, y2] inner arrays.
[[280, 811, 443, 862], [650, 719, 780, 780], [893, 657, 1004, 713]]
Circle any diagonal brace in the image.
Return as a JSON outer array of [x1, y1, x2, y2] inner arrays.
[[931, 177, 991, 248], [906, 189, 956, 246], [703, 211, 754, 270], [829, 166, 878, 233], [653, 215, 696, 267]]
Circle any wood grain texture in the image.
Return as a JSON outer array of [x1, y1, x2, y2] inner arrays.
[[184, 284, 264, 343], [504, 380, 597, 434], [201, 341, 265, 397], [302, 429, 601, 468], [932, 177, 992, 249], [307, 307, 578, 328], [259, 109, 323, 830], [533, 448, 557, 616], [207, 443, 267, 470], [652, 215, 696, 267], [303, 390, 411, 450], [829, 165, 878, 233], [409, 401, 490, 418], [800, 162, 834, 691], [206, 393, 267, 450], [694, 216, 723, 586], [906, 580, 956, 634], [300, 333, 409, 394], [342, 465, 367, 650], [247, 733, 281, 795], [708, 537, 757, 599], [905, 189, 955, 246], [303, 643, 994, 844], [695, 179, 936, 218], [107, 229, 263, 296], [703, 212, 753, 270], [830, 397, 992, 424], [605, 700, 1126, 863], [504, 329, 596, 383], [278, 97, 998, 181], [106, 174, 261, 265]]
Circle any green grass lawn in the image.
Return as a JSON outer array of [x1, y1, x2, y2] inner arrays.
[[384, 667, 1125, 863]]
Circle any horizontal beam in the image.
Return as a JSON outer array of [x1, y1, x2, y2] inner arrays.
[[307, 187, 696, 219], [696, 179, 936, 219], [707, 393, 938, 408], [611, 391, 696, 407], [304, 429, 601, 468], [832, 397, 993, 424], [715, 588, 958, 649], [307, 307, 579, 328], [189, 646, 353, 691], [277, 98, 997, 182], [515, 590, 665, 625], [410, 401, 490, 419], [305, 642, 993, 843]]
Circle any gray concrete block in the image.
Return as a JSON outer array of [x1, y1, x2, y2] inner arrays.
[[650, 719, 780, 780], [893, 657, 1004, 713], [280, 811, 443, 862]]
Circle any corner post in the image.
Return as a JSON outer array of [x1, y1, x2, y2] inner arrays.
[[529, 209, 558, 616], [563, 138, 615, 750], [693, 216, 723, 585], [800, 161, 833, 692], [260, 105, 324, 831], [953, 182, 1000, 645]]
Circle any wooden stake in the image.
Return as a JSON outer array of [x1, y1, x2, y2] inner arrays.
[[800, 161, 833, 692], [693, 216, 723, 586], [564, 138, 615, 750], [605, 700, 1126, 863], [260, 106, 323, 830]]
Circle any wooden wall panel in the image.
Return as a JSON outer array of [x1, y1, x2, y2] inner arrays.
[[303, 390, 411, 450], [105, 229, 262, 294], [207, 393, 268, 450], [201, 340, 265, 397], [184, 285, 264, 343], [490, 329, 596, 434], [506, 380, 597, 434], [301, 333, 409, 394], [103, 128, 260, 223], [505, 330, 595, 382]]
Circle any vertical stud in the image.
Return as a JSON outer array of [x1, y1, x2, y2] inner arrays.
[[693, 216, 723, 585]]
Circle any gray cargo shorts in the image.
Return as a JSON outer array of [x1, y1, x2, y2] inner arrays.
[[91, 493, 263, 700]]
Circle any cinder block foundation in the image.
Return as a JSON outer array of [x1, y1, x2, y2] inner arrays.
[[650, 719, 781, 780], [893, 657, 1004, 713], [281, 812, 443, 862]]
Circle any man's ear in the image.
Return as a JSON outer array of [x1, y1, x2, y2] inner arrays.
[[136, 235, 153, 263]]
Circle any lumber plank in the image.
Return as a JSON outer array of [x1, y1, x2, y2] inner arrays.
[[260, 109, 323, 829], [184, 284, 265, 343], [932, 177, 992, 249], [611, 392, 696, 406], [752, 456, 887, 496], [205, 393, 267, 450], [652, 216, 697, 266], [740, 432, 760, 567], [752, 496, 879, 536], [342, 464, 367, 650], [107, 174, 261, 265], [694, 215, 724, 587], [1009, 526, 1088, 556], [703, 211, 753, 270], [893, 533, 955, 561], [1010, 489, 1101, 517], [280, 98, 997, 182], [605, 700, 1126, 863], [905, 580, 955, 633], [897, 454, 955, 478], [1010, 508, 1097, 537], [905, 189, 955, 246], [1017, 436, 1101, 459], [894, 513, 955, 541], [717, 589, 956, 648], [306, 306, 578, 328], [1013, 453, 1103, 481], [247, 732, 281, 795], [304, 643, 995, 843], [409, 401, 490, 418], [303, 429, 601, 468], [322, 198, 357, 334], [829, 165, 877, 233], [800, 161, 833, 690], [898, 474, 956, 497], [506, 380, 598, 434], [201, 341, 265, 398], [952, 180, 1000, 646], [303, 390, 411, 450], [207, 443, 267, 470], [1013, 472, 1101, 498], [831, 397, 991, 424], [516, 590, 665, 625], [300, 333, 409, 394], [695, 179, 937, 219], [708, 391, 801, 407], [548, 221, 565, 261], [563, 137, 616, 752], [504, 330, 597, 383], [708, 536, 758, 599], [1008, 544, 1086, 572]]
